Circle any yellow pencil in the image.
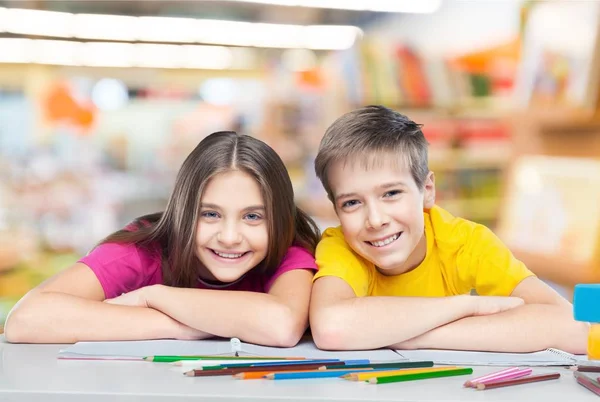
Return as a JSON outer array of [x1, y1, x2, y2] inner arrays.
[[342, 366, 460, 382]]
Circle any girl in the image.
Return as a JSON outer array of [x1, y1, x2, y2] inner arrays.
[[5, 131, 321, 346]]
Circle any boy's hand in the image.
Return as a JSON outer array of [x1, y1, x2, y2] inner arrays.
[[471, 296, 524, 316]]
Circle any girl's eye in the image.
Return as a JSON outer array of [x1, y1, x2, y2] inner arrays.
[[341, 199, 360, 209], [201, 211, 220, 219], [244, 213, 263, 221], [384, 190, 402, 198]]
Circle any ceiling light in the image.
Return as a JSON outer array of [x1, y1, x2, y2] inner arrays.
[[221, 0, 442, 13], [0, 8, 360, 49]]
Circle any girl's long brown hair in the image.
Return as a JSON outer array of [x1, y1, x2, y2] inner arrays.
[[98, 131, 321, 288]]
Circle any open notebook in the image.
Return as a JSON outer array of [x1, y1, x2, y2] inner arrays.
[[395, 348, 588, 366], [58, 338, 404, 362]]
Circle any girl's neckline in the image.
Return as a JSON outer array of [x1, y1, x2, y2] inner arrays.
[[197, 273, 248, 288]]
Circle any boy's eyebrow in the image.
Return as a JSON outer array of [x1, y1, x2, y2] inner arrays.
[[335, 181, 408, 202], [380, 181, 408, 188]]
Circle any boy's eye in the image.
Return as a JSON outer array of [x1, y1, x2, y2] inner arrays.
[[201, 211, 220, 219], [244, 213, 263, 221], [341, 199, 360, 209]]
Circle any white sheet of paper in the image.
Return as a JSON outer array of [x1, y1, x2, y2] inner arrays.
[[59, 338, 404, 362], [395, 348, 585, 366]]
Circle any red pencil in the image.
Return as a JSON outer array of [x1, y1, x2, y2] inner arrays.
[[476, 373, 560, 390], [574, 371, 600, 396], [575, 365, 600, 373]]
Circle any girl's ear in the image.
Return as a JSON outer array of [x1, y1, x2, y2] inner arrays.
[[423, 171, 436, 208]]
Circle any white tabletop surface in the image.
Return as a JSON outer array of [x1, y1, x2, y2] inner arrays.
[[0, 338, 597, 402]]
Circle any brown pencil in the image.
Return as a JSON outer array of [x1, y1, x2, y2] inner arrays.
[[575, 365, 600, 373], [476, 373, 560, 390]]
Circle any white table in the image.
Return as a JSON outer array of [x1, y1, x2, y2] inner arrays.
[[0, 339, 597, 402]]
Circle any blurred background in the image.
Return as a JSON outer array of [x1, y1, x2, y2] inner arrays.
[[1, 0, 600, 330]]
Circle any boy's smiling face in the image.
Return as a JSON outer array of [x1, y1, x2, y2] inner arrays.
[[329, 154, 435, 276]]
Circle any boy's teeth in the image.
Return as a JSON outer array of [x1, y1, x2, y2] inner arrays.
[[214, 251, 244, 259], [369, 233, 399, 247]]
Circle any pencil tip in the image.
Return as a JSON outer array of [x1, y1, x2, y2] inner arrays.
[[368, 378, 377, 384], [476, 384, 485, 390], [266, 374, 275, 380], [184, 371, 194, 377]]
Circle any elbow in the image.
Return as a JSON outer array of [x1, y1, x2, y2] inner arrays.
[[267, 307, 307, 348], [309, 308, 350, 350], [557, 320, 589, 355], [3, 308, 29, 343]]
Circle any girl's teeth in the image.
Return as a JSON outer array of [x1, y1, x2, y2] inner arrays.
[[370, 233, 399, 247], [214, 251, 244, 259]]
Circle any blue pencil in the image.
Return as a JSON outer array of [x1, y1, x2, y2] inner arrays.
[[266, 368, 395, 380], [245, 359, 342, 367]]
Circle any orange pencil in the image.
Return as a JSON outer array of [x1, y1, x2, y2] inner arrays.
[[235, 367, 377, 380]]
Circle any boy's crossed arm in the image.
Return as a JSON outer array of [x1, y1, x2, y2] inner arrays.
[[310, 276, 588, 354], [392, 276, 588, 354], [309, 276, 524, 351]]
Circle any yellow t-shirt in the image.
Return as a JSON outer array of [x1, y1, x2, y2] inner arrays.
[[313, 205, 534, 297]]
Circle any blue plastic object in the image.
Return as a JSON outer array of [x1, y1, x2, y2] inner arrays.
[[574, 284, 600, 322]]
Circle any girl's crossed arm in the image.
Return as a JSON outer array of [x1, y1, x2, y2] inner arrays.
[[4, 263, 211, 343], [106, 269, 314, 347]]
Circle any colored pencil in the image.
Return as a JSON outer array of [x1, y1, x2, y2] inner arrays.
[[469, 368, 532, 387], [576, 365, 600, 373], [343, 366, 460, 382], [243, 359, 342, 367], [199, 361, 346, 371], [172, 359, 307, 367], [266, 368, 380, 380], [368, 368, 473, 384], [322, 361, 433, 371], [183, 363, 340, 377], [236, 366, 382, 380], [574, 370, 600, 386], [145, 355, 304, 363], [574, 371, 600, 396], [463, 367, 520, 387], [476, 373, 560, 390]]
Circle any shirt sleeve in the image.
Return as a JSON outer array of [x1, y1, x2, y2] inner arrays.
[[313, 227, 372, 297], [456, 224, 535, 296], [78, 242, 161, 299], [264, 245, 317, 292]]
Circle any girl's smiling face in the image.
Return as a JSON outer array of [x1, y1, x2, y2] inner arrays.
[[195, 170, 268, 283]]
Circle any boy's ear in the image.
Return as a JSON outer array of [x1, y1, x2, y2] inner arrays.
[[423, 171, 436, 208]]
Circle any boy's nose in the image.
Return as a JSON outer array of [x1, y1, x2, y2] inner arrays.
[[366, 207, 390, 229]]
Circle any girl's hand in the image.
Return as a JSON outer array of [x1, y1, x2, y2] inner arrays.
[[173, 320, 214, 340], [104, 286, 157, 308], [471, 296, 524, 316]]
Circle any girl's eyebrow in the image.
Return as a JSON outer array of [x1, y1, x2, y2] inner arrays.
[[201, 203, 265, 212], [242, 205, 265, 212]]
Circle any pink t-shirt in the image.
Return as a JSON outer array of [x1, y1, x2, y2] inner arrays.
[[79, 243, 317, 299]]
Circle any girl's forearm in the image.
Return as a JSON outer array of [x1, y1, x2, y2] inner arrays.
[[146, 285, 305, 347], [4, 291, 202, 343], [393, 304, 588, 354]]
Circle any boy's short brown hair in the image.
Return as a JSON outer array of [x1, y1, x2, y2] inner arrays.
[[315, 105, 430, 200]]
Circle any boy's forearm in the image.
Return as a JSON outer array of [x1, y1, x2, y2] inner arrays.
[[5, 292, 191, 343], [393, 304, 588, 354], [311, 295, 475, 350], [146, 285, 306, 347]]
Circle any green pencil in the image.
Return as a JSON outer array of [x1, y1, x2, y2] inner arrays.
[[368, 367, 473, 384], [320, 361, 434, 371], [144, 356, 302, 363]]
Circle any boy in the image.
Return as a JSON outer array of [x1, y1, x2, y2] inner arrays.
[[309, 105, 587, 353]]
